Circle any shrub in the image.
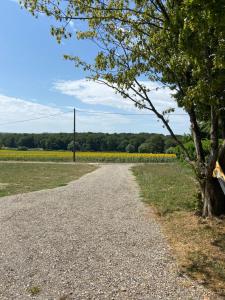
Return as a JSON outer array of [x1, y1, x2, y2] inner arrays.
[[138, 143, 152, 153], [167, 139, 216, 160], [17, 146, 28, 151], [125, 144, 135, 153], [67, 141, 80, 151]]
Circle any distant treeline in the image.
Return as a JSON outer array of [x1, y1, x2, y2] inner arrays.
[[0, 132, 181, 153]]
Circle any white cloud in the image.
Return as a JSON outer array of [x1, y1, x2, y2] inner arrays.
[[0, 94, 59, 117], [53, 79, 190, 134], [54, 79, 134, 110], [0, 94, 131, 133], [0, 91, 189, 134], [53, 78, 182, 113]]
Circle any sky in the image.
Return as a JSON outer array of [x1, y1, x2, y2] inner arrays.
[[0, 0, 190, 134]]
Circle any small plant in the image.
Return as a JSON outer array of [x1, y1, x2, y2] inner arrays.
[[27, 286, 41, 296]]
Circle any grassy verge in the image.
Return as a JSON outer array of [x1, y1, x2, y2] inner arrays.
[[0, 162, 97, 197], [133, 163, 225, 297]]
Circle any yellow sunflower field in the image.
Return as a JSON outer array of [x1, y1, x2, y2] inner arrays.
[[0, 149, 176, 163]]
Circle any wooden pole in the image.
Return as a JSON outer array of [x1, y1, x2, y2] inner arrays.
[[73, 108, 76, 162]]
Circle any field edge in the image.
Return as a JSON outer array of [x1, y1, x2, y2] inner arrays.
[[132, 163, 225, 298]]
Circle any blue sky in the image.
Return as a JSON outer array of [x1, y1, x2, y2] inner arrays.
[[0, 0, 190, 134]]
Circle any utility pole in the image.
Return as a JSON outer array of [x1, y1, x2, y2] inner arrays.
[[73, 108, 76, 162]]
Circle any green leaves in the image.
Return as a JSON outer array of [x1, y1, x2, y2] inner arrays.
[[20, 0, 225, 166]]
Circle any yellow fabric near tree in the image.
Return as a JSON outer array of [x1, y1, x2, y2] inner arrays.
[[213, 161, 225, 182]]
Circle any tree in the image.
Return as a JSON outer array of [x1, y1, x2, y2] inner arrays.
[[18, 135, 35, 148], [138, 143, 152, 154], [164, 136, 178, 151], [125, 144, 135, 153], [2, 135, 16, 148], [21, 0, 225, 216], [44, 136, 62, 150], [145, 135, 165, 153], [106, 135, 118, 151], [67, 141, 80, 151], [117, 140, 129, 152]]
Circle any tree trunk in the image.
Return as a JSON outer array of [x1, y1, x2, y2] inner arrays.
[[220, 110, 225, 139], [200, 176, 225, 217], [194, 107, 225, 217], [219, 141, 225, 169]]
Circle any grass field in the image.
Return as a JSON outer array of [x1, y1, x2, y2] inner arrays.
[[133, 163, 225, 297], [0, 149, 176, 163], [0, 163, 97, 197]]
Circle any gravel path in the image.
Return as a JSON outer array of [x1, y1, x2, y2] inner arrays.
[[0, 164, 215, 300]]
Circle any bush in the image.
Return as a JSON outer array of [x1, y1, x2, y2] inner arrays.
[[167, 139, 216, 160], [166, 142, 195, 160], [125, 144, 135, 153], [145, 135, 165, 153], [67, 141, 80, 151], [138, 143, 152, 153], [17, 146, 28, 151]]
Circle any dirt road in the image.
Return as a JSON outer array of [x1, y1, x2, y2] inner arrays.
[[0, 164, 214, 299]]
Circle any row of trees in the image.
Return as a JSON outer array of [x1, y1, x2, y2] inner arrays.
[[0, 132, 178, 153]]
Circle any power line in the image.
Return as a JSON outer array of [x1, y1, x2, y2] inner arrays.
[[75, 108, 188, 116], [0, 108, 188, 127], [0, 111, 73, 127]]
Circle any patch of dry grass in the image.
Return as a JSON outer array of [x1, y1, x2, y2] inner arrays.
[[133, 163, 225, 297], [163, 212, 225, 296]]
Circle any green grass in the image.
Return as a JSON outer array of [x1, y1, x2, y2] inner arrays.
[[133, 163, 198, 215], [0, 162, 97, 197], [133, 163, 225, 296], [27, 286, 41, 296]]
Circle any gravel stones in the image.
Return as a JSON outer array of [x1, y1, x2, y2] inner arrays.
[[0, 164, 217, 299]]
